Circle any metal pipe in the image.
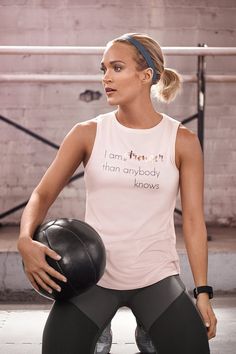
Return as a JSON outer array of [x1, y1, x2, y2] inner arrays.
[[205, 75, 236, 83], [0, 74, 236, 83], [197, 44, 207, 152], [0, 46, 236, 56], [0, 115, 60, 149], [164, 47, 236, 56], [0, 74, 102, 83]]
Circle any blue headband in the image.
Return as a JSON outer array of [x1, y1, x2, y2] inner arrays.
[[121, 35, 159, 84]]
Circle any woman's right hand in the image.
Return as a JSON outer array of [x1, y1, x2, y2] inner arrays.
[[17, 237, 67, 294]]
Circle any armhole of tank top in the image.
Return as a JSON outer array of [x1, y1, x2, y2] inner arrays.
[[84, 116, 101, 172], [169, 120, 181, 172]]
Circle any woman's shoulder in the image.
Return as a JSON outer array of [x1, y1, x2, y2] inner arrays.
[[163, 114, 198, 143], [74, 110, 114, 131], [177, 124, 199, 146], [162, 113, 196, 141], [176, 123, 202, 165], [67, 111, 114, 151]]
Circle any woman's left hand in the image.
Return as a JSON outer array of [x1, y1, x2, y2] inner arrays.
[[196, 293, 217, 340]]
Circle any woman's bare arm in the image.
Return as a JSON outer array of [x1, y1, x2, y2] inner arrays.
[[176, 125, 217, 339], [17, 121, 96, 293]]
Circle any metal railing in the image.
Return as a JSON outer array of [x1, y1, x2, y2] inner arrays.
[[0, 46, 235, 55], [0, 45, 235, 220], [0, 73, 235, 83]]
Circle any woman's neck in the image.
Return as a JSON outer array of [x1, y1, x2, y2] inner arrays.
[[116, 102, 162, 129]]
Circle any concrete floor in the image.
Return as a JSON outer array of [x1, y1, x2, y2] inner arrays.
[[0, 296, 236, 354]]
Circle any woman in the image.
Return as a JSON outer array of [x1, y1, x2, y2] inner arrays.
[[17, 33, 217, 354]]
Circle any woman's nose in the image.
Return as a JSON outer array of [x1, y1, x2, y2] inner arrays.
[[103, 70, 112, 83]]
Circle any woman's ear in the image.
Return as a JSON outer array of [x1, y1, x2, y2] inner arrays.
[[141, 68, 154, 84]]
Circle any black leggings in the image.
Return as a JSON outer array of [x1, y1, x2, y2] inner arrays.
[[42, 275, 210, 354]]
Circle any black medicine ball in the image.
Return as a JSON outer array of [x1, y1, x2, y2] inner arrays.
[[30, 218, 106, 301]]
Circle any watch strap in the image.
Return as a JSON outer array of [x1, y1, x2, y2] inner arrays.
[[193, 286, 213, 299]]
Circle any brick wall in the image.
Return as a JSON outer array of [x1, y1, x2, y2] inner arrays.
[[0, 0, 235, 225]]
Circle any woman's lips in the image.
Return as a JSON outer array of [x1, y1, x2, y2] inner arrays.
[[105, 88, 117, 95], [105, 87, 116, 91]]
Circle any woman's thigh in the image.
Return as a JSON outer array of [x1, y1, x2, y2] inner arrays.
[[42, 285, 120, 354], [129, 275, 210, 354], [129, 275, 185, 332], [148, 291, 210, 354]]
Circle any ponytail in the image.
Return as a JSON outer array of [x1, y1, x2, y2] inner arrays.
[[155, 68, 182, 103]]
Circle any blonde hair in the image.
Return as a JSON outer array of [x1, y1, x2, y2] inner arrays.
[[111, 33, 182, 103]]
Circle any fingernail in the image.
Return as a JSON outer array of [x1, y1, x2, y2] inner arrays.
[[56, 255, 61, 260], [48, 289, 52, 294], [63, 278, 67, 283], [205, 322, 210, 327], [57, 287, 61, 292]]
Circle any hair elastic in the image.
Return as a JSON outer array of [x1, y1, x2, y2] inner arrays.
[[121, 35, 159, 84]]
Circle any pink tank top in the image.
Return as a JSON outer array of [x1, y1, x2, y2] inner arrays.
[[84, 110, 181, 290]]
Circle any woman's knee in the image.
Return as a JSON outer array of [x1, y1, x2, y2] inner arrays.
[[42, 301, 99, 354]]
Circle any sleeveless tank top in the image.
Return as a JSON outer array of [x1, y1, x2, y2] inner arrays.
[[84, 110, 181, 290]]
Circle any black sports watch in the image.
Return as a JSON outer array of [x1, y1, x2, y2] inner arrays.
[[193, 286, 213, 299]]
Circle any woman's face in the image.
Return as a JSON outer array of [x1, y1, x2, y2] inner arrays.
[[100, 42, 146, 106]]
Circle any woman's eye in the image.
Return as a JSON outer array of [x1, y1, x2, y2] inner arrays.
[[114, 66, 122, 72], [100, 65, 122, 73]]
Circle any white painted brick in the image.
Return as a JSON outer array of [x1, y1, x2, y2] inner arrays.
[[166, 0, 236, 8], [28, 0, 67, 8], [0, 28, 49, 45], [150, 7, 198, 29], [0, 84, 43, 108], [196, 29, 236, 46], [41, 83, 103, 106], [205, 57, 236, 74], [205, 116, 236, 130], [205, 127, 236, 139], [206, 83, 236, 106], [0, 1, 28, 5], [205, 138, 236, 151], [65, 0, 163, 6], [47, 7, 81, 30], [24, 107, 98, 124], [0, 55, 49, 74], [205, 163, 236, 174], [164, 56, 196, 75], [0, 7, 22, 30], [206, 0, 236, 8], [205, 174, 236, 187], [0, 6, 49, 30], [14, 55, 101, 75], [52, 4, 150, 31], [198, 8, 236, 29]]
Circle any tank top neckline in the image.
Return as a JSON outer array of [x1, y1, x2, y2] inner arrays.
[[112, 110, 166, 134]]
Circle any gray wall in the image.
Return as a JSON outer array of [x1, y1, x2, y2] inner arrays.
[[0, 0, 236, 225]]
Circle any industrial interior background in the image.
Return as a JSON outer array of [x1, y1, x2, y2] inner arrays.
[[0, 0, 235, 227]]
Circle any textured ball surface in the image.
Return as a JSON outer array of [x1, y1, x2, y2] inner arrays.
[[31, 218, 106, 300]]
